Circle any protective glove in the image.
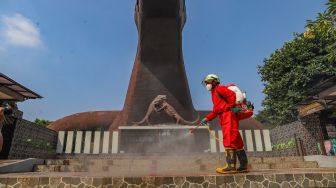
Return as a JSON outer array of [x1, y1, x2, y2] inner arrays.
[[231, 107, 243, 113], [246, 101, 254, 110], [200, 117, 208, 125]]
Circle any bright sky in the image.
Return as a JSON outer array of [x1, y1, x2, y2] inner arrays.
[[0, 0, 326, 121]]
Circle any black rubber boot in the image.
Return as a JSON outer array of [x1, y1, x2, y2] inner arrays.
[[216, 149, 237, 174], [236, 149, 248, 172]]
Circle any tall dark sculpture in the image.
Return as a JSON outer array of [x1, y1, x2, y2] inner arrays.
[[48, 0, 264, 131], [111, 0, 199, 128]]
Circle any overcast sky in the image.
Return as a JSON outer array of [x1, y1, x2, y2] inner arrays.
[[0, 0, 326, 121]]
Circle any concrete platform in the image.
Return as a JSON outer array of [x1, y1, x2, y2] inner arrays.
[[0, 155, 335, 187]]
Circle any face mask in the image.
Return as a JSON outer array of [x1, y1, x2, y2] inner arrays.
[[206, 84, 212, 91]]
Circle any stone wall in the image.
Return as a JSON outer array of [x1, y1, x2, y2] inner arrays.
[[270, 117, 324, 156], [1, 173, 336, 187], [4, 119, 57, 159]]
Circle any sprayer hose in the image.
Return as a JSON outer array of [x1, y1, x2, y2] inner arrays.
[[204, 123, 222, 143]]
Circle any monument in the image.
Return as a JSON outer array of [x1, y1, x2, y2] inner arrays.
[[48, 0, 263, 132], [111, 0, 199, 128]]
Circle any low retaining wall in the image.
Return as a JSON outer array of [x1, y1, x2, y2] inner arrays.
[[1, 118, 58, 159], [270, 120, 323, 156], [8, 119, 57, 159], [0, 173, 335, 187]]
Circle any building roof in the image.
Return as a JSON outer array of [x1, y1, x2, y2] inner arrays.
[[294, 76, 336, 117], [0, 73, 42, 101], [306, 76, 336, 96]]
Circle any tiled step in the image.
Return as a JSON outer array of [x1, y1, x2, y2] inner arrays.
[[36, 156, 317, 172], [250, 161, 318, 169], [262, 156, 304, 163], [45, 159, 82, 165], [33, 165, 86, 172]]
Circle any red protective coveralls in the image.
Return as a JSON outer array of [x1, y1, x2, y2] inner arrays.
[[206, 85, 245, 150]]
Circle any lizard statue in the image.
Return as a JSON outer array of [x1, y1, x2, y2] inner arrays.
[[133, 95, 199, 125], [132, 95, 167, 125]]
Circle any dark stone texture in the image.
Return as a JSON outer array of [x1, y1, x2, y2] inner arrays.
[[62, 177, 73, 184], [19, 177, 39, 187], [246, 175, 264, 182], [229, 182, 238, 188], [223, 176, 235, 184], [268, 182, 281, 188], [186, 177, 204, 184], [7, 178, 17, 185], [270, 114, 325, 157], [154, 177, 164, 187], [242, 179, 251, 188], [216, 176, 235, 185], [72, 177, 81, 185], [321, 179, 328, 187], [322, 173, 334, 181], [264, 174, 275, 182], [58, 182, 65, 188], [315, 181, 324, 187], [174, 177, 185, 186], [281, 182, 291, 188], [102, 178, 113, 185], [0, 178, 7, 186], [182, 182, 190, 188], [162, 177, 174, 185], [202, 182, 209, 188], [92, 178, 103, 187], [293, 174, 305, 185], [39, 177, 49, 185], [120, 182, 128, 188], [7, 119, 57, 159], [275, 174, 294, 183], [302, 179, 310, 188], [290, 181, 297, 187], [262, 180, 269, 188], [306, 173, 323, 181], [2, 174, 336, 188], [329, 181, 336, 187], [125, 177, 142, 185], [208, 184, 216, 188], [294, 184, 303, 188], [234, 175, 245, 187]]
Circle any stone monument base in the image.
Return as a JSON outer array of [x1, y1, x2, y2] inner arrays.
[[118, 125, 210, 154]]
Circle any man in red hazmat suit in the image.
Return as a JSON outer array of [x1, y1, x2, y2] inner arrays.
[[200, 74, 252, 174]]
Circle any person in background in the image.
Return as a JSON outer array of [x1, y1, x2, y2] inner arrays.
[[0, 107, 5, 152]]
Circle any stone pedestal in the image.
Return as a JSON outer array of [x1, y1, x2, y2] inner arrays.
[[118, 126, 210, 154]]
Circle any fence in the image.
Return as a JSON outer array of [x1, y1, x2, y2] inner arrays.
[[56, 128, 272, 154]]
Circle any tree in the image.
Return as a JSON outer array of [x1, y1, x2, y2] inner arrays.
[[305, 0, 336, 62], [34, 118, 52, 127], [256, 1, 336, 127]]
